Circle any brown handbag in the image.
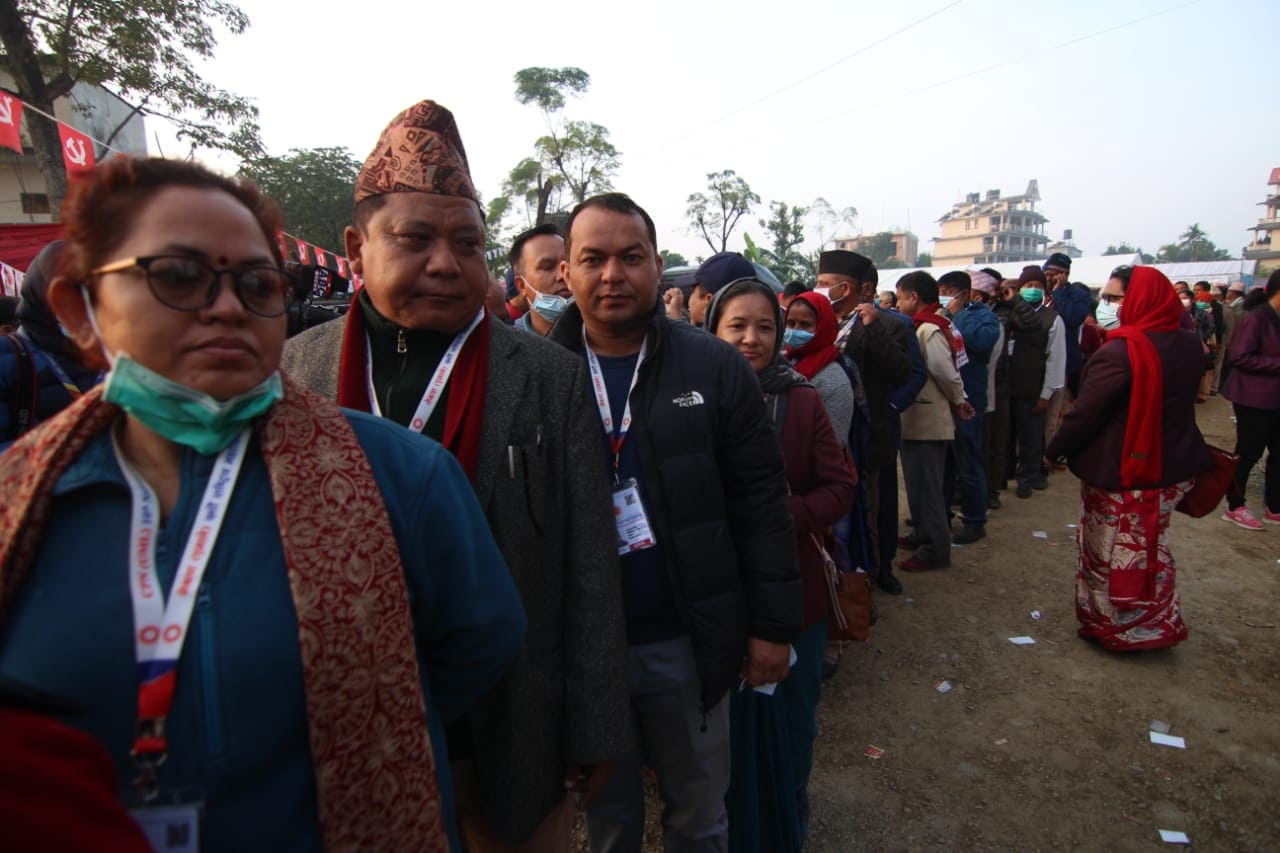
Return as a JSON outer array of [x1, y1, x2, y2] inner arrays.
[[816, 533, 871, 642], [1175, 444, 1239, 518]]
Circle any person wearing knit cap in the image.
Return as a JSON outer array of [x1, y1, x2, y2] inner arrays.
[[1042, 251, 1092, 413], [283, 100, 630, 851], [1010, 265, 1065, 498]]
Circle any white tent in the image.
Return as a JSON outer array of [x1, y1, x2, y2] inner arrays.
[[1148, 260, 1257, 287], [876, 254, 1141, 292]]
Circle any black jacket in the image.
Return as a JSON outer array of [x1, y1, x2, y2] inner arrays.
[[549, 305, 801, 709], [1008, 303, 1056, 401], [841, 310, 912, 469]]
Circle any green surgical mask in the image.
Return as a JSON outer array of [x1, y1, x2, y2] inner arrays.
[[1021, 287, 1044, 306], [103, 356, 282, 455], [1195, 301, 1210, 312], [83, 286, 282, 454]]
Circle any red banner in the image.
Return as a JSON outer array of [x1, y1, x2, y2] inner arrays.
[[294, 238, 309, 265], [312, 247, 327, 268], [335, 256, 348, 278], [0, 95, 23, 154], [275, 232, 288, 261], [57, 122, 95, 177]]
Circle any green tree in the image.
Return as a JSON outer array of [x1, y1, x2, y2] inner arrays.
[[240, 147, 360, 254], [860, 231, 904, 268], [686, 170, 759, 254], [759, 200, 810, 281], [659, 249, 689, 268], [503, 66, 620, 223], [809, 197, 858, 251], [1103, 242, 1154, 263], [916, 251, 933, 267], [1156, 223, 1231, 263], [0, 0, 263, 215]]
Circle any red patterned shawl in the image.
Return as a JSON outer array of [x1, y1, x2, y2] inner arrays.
[[0, 379, 448, 852]]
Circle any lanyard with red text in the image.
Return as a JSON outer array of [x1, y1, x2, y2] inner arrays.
[[115, 429, 249, 798], [582, 327, 648, 478], [365, 307, 485, 433]]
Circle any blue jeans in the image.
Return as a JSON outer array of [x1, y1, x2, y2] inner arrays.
[[945, 410, 988, 527], [587, 636, 730, 853]]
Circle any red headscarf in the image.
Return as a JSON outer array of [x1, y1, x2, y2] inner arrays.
[[785, 291, 841, 380], [1108, 266, 1183, 487]]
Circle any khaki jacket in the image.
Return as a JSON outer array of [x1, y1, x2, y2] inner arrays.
[[900, 322, 966, 441]]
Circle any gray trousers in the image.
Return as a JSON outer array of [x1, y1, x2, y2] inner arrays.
[[900, 439, 952, 566], [586, 635, 730, 853]]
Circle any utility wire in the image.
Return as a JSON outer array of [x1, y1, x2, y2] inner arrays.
[[633, 0, 965, 159]]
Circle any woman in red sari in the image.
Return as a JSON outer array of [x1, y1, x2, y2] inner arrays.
[[1047, 267, 1211, 651]]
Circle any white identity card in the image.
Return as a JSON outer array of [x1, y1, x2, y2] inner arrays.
[[612, 478, 657, 556]]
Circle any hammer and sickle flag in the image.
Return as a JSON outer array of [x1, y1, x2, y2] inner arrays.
[[0, 95, 23, 153], [57, 121, 96, 177]]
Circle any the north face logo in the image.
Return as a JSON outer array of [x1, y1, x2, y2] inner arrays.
[[672, 391, 705, 408]]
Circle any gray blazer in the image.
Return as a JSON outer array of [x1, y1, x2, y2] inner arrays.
[[283, 315, 629, 843]]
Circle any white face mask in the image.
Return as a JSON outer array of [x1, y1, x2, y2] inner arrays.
[[813, 287, 834, 303], [1096, 301, 1121, 330]]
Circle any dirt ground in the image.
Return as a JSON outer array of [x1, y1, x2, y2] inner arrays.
[[807, 394, 1280, 851], [575, 394, 1280, 851]]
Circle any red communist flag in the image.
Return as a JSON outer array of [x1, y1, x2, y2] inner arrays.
[[57, 122, 95, 177], [313, 247, 327, 268], [0, 95, 23, 153], [275, 232, 289, 261], [294, 238, 310, 264], [335, 256, 348, 278]]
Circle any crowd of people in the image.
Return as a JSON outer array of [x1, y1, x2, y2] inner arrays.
[[0, 96, 1277, 852]]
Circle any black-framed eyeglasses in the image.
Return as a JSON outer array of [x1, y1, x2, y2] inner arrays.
[[1100, 293, 1125, 305], [91, 255, 293, 318]]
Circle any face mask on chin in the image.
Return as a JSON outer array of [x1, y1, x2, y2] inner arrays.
[[531, 292, 570, 323], [82, 287, 283, 454]]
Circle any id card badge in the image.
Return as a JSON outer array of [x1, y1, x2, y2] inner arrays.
[[612, 478, 657, 556], [127, 792, 203, 852]]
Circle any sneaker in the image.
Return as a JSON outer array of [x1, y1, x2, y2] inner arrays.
[[1222, 506, 1264, 531], [953, 525, 986, 545], [1264, 509, 1280, 525], [988, 492, 1002, 510], [1032, 477, 1049, 491], [897, 534, 919, 550], [1016, 482, 1033, 499]]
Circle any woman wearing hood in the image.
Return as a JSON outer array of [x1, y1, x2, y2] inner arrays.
[[706, 278, 854, 849], [0, 240, 102, 443]]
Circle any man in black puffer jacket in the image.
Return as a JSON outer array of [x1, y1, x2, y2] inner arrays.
[[550, 192, 800, 853]]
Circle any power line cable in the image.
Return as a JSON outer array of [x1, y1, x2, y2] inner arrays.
[[633, 0, 965, 159]]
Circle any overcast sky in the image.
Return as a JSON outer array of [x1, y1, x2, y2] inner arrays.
[[158, 0, 1276, 264]]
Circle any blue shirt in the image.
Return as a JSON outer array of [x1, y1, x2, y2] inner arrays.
[[595, 352, 684, 645], [0, 411, 526, 851]]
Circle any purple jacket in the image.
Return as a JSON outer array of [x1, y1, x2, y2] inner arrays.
[[1222, 305, 1280, 411]]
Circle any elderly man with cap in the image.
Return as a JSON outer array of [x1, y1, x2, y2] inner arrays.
[[282, 100, 629, 852], [821, 249, 920, 595], [683, 251, 757, 327]]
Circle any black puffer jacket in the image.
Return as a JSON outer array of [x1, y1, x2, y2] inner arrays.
[[549, 305, 801, 710]]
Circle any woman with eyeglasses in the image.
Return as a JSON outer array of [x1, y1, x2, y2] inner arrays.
[[0, 157, 525, 850], [706, 278, 854, 849], [1045, 266, 1211, 651]]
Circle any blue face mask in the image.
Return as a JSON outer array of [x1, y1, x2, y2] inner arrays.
[[1021, 287, 1044, 307], [938, 295, 954, 309], [531, 292, 570, 323], [1096, 301, 1121, 330], [83, 286, 283, 454], [783, 328, 815, 349]]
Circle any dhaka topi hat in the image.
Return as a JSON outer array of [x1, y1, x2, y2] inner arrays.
[[355, 100, 478, 205]]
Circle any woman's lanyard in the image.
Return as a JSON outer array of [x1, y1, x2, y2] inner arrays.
[[114, 428, 249, 800], [18, 332, 83, 398], [364, 308, 485, 433], [582, 327, 647, 481]]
